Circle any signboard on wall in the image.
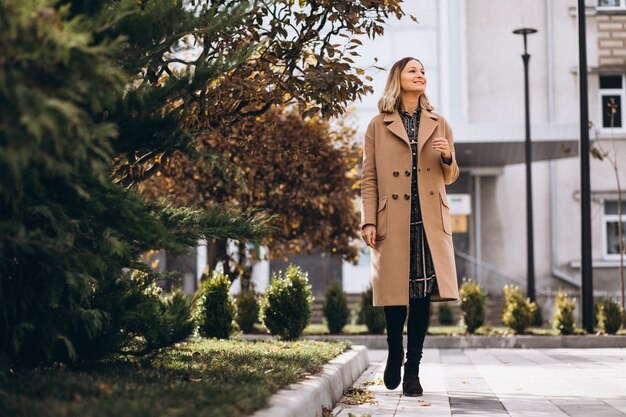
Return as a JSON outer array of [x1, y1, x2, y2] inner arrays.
[[448, 194, 471, 215]]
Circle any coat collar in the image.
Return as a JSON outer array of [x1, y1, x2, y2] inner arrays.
[[383, 108, 438, 156]]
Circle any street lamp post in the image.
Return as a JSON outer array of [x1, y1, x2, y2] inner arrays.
[[513, 27, 538, 302], [577, 0, 594, 333]]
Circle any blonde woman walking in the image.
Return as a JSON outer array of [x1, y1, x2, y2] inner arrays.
[[360, 57, 460, 396]]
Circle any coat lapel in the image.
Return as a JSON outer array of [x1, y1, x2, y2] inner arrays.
[[383, 108, 439, 156], [417, 109, 438, 157], [383, 110, 409, 147]]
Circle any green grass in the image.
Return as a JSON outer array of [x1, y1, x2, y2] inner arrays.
[[0, 338, 350, 417]]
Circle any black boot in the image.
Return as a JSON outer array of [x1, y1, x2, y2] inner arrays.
[[383, 341, 404, 390], [383, 305, 407, 390], [402, 362, 423, 396]]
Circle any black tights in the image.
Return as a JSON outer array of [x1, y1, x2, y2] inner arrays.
[[383, 294, 431, 364]]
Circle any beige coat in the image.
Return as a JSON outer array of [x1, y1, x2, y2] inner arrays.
[[360, 108, 460, 306]]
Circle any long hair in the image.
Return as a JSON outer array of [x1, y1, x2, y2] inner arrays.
[[377, 57, 435, 113]]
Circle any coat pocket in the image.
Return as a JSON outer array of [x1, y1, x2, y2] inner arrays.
[[439, 191, 452, 236], [375, 195, 388, 241]]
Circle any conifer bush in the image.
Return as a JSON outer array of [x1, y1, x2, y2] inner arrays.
[[437, 303, 455, 325], [532, 304, 544, 327], [460, 279, 487, 333], [596, 298, 623, 334], [552, 288, 576, 335], [261, 264, 313, 340], [360, 285, 386, 334], [236, 286, 260, 334], [502, 285, 537, 334], [323, 281, 350, 334], [197, 271, 237, 339]]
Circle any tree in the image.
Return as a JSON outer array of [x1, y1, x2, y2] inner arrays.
[[0, 0, 273, 366], [141, 105, 362, 289], [591, 97, 625, 311]]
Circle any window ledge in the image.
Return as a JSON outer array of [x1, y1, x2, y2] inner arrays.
[[570, 259, 625, 269]]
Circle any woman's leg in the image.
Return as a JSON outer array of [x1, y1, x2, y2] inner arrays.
[[403, 294, 432, 396], [383, 305, 407, 389]]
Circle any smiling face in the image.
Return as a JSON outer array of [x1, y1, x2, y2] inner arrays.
[[399, 59, 426, 95]]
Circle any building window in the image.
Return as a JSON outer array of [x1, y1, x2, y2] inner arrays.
[[599, 75, 624, 129], [604, 200, 626, 259], [598, 0, 626, 9]]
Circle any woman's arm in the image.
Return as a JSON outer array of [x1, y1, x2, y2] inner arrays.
[[439, 118, 460, 185], [360, 119, 378, 230]]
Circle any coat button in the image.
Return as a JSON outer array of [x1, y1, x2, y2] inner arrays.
[[393, 170, 399, 177], [404, 193, 410, 200], [392, 193, 399, 199], [418, 168, 421, 172], [405, 170, 410, 176], [429, 191, 434, 195], [427, 167, 431, 171]]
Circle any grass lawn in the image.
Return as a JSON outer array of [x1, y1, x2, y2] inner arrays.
[[0, 337, 350, 417]]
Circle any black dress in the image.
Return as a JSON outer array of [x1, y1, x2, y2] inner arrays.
[[399, 107, 439, 300]]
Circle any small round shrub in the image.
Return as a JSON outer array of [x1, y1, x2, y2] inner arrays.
[[360, 285, 386, 334], [323, 281, 350, 334], [532, 303, 544, 327], [552, 288, 576, 335], [236, 287, 260, 334], [261, 264, 313, 340], [196, 270, 237, 339], [502, 285, 537, 334], [596, 298, 624, 334], [437, 302, 454, 325], [460, 279, 487, 333]]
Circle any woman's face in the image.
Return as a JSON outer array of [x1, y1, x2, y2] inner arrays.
[[399, 59, 426, 95]]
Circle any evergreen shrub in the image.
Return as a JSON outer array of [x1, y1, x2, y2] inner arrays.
[[261, 264, 312, 340], [532, 304, 544, 327], [323, 281, 350, 334], [460, 279, 487, 333], [197, 271, 237, 339], [502, 285, 537, 334], [596, 298, 623, 334], [552, 288, 576, 335], [437, 303, 454, 325], [360, 285, 386, 334], [236, 286, 260, 334]]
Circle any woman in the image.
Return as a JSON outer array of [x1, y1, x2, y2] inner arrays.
[[360, 57, 460, 397]]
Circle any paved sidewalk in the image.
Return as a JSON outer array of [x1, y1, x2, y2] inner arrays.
[[331, 348, 626, 417]]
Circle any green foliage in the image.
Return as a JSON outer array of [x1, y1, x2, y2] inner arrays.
[[552, 288, 576, 335], [460, 280, 487, 333], [437, 303, 455, 326], [360, 285, 386, 334], [236, 286, 260, 334], [261, 264, 313, 340], [502, 285, 537, 334], [532, 303, 544, 327], [596, 298, 623, 334], [323, 281, 350, 334], [196, 271, 237, 339], [0, 0, 273, 367]]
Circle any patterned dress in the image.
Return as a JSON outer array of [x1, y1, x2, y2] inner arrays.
[[399, 107, 439, 300]]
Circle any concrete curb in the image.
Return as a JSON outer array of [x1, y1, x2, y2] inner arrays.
[[241, 334, 626, 349], [251, 345, 370, 417]]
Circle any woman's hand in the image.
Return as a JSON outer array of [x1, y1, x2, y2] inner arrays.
[[361, 225, 377, 248], [432, 137, 452, 160]]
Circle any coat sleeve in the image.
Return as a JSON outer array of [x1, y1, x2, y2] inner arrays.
[[439, 117, 460, 185], [360, 119, 378, 230]]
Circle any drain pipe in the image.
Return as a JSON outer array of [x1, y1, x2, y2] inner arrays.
[[547, 0, 579, 288]]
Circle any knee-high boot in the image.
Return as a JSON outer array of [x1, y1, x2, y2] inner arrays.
[[383, 305, 406, 390], [402, 296, 430, 396]]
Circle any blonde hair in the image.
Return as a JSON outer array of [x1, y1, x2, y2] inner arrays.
[[377, 57, 435, 114]]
